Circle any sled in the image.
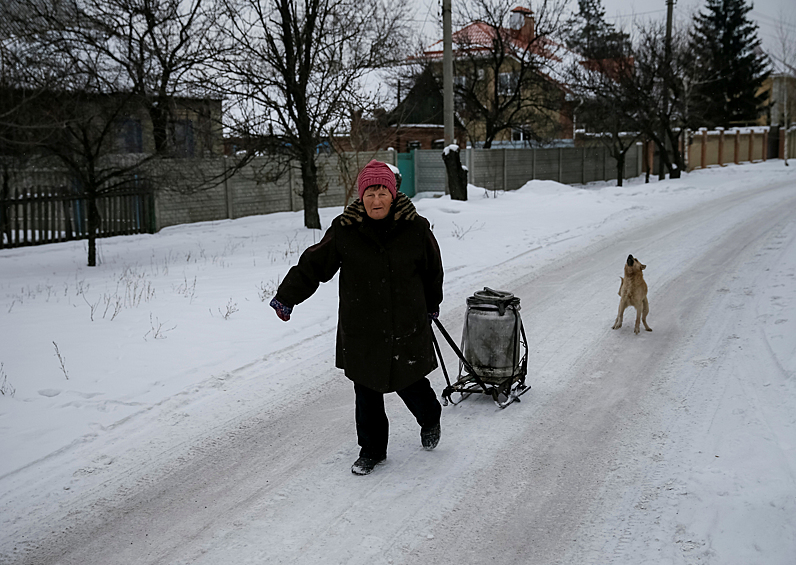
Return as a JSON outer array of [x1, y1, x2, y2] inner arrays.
[[431, 288, 530, 409]]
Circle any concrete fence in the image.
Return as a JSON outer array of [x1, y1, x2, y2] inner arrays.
[[146, 150, 396, 230], [465, 144, 643, 191], [152, 145, 642, 229], [3, 130, 789, 238]]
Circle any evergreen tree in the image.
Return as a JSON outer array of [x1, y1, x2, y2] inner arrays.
[[688, 0, 769, 127], [565, 0, 630, 60]]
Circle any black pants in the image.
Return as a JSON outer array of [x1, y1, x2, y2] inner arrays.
[[354, 377, 442, 460]]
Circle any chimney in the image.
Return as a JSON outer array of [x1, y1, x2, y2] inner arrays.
[[510, 7, 535, 43]]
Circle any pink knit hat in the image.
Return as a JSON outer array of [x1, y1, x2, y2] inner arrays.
[[356, 160, 397, 200]]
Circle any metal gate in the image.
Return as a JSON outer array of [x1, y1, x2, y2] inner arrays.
[[1, 185, 155, 249], [397, 152, 416, 197]]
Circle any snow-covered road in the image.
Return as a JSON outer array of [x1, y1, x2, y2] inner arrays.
[[2, 167, 795, 564]]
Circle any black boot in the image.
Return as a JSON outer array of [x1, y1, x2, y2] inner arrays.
[[420, 423, 441, 451], [351, 456, 385, 475]]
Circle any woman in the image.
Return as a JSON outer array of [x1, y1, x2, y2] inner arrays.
[[270, 160, 444, 475]]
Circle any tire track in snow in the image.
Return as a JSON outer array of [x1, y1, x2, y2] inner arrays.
[[560, 185, 796, 565], [404, 181, 796, 565]]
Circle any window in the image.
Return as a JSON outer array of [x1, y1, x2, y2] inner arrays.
[[454, 69, 485, 90], [173, 119, 195, 158], [197, 108, 215, 156], [454, 75, 468, 105], [117, 118, 143, 153], [511, 128, 527, 141], [498, 72, 519, 96]]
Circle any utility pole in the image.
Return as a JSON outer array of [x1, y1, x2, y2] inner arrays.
[[785, 80, 789, 166], [659, 0, 675, 180], [443, 0, 454, 146]]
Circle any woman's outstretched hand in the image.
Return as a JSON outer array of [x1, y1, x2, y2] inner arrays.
[[270, 297, 293, 322]]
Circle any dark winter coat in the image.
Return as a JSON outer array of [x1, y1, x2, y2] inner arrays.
[[275, 192, 443, 393]]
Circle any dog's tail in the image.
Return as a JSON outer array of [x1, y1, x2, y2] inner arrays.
[[618, 277, 624, 296]]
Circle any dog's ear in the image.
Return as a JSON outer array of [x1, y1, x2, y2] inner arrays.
[[640, 263, 646, 270], [627, 255, 634, 267]]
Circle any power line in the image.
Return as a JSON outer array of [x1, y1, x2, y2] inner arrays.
[[605, 9, 667, 21], [752, 12, 796, 32]]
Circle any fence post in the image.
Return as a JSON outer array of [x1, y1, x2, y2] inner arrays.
[[779, 128, 785, 159], [718, 129, 725, 166], [636, 143, 642, 177], [748, 129, 754, 162], [223, 158, 232, 219], [289, 160, 296, 211], [763, 129, 768, 161], [734, 130, 740, 164], [582, 147, 586, 184], [23, 194, 29, 245], [503, 148, 507, 191], [413, 149, 419, 194], [558, 147, 563, 182], [532, 147, 536, 179], [466, 147, 473, 183]]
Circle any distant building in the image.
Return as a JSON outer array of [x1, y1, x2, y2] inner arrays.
[[760, 74, 796, 128], [0, 88, 224, 159], [420, 7, 577, 147], [336, 66, 467, 153]]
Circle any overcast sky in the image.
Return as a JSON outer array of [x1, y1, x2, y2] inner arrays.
[[411, 0, 795, 62]]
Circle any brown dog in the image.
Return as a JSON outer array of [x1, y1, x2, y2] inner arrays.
[[612, 254, 652, 334]]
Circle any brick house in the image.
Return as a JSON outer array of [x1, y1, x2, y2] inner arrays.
[[420, 6, 576, 147], [0, 88, 224, 160], [335, 66, 467, 153]]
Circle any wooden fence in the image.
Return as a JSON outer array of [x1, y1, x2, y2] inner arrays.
[[1, 186, 155, 249]]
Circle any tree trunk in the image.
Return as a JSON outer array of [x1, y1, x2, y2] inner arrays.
[[654, 135, 675, 181], [299, 153, 322, 230], [149, 103, 170, 156], [86, 193, 101, 266], [482, 121, 496, 150], [667, 130, 683, 179], [442, 148, 468, 201], [1, 168, 11, 244], [615, 151, 625, 187]]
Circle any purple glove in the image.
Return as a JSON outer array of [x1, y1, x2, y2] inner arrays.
[[270, 297, 293, 322], [428, 311, 439, 322]]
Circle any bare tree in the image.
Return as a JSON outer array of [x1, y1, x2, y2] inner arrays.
[[626, 23, 693, 179], [569, 55, 641, 186], [214, 0, 411, 230], [21, 0, 226, 156], [1, 0, 227, 265], [446, 0, 569, 148]]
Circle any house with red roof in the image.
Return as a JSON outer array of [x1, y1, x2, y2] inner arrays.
[[420, 6, 577, 148]]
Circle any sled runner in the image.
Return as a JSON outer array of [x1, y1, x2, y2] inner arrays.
[[431, 288, 529, 409]]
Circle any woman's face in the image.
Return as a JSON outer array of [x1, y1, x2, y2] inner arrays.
[[362, 185, 394, 220]]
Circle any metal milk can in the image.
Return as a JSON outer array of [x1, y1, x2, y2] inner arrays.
[[462, 288, 523, 379]]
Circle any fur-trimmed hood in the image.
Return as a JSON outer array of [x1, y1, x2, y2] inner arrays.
[[339, 191, 418, 227]]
